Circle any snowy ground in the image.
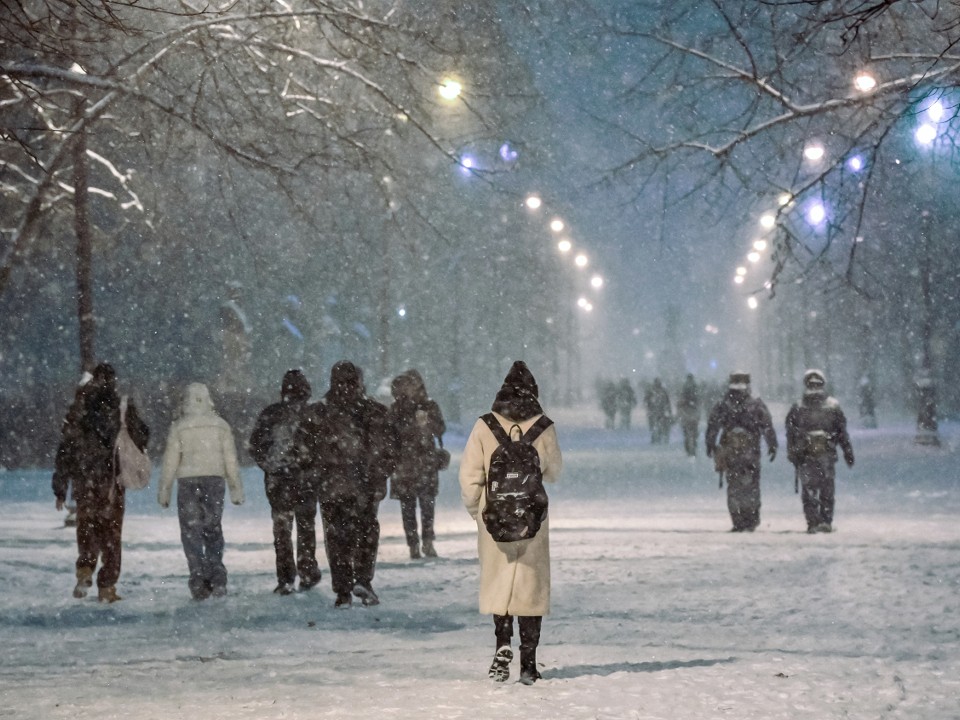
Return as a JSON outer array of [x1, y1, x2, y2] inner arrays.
[[1, 407, 958, 719]]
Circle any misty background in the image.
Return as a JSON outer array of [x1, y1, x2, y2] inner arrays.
[[3, 0, 959, 466]]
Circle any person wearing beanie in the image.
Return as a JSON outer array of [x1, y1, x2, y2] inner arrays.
[[705, 371, 777, 532], [296, 361, 396, 608], [786, 370, 855, 533], [158, 383, 244, 599], [52, 362, 149, 603], [387, 369, 446, 559], [459, 361, 563, 685], [249, 369, 321, 595]]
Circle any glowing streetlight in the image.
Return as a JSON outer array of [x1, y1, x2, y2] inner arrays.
[[438, 78, 462, 100], [736, 266, 747, 276], [590, 274, 604, 289], [577, 297, 593, 311], [926, 100, 945, 122], [806, 201, 827, 226], [747, 251, 761, 263], [778, 193, 793, 207], [759, 213, 776, 230], [550, 218, 565, 233], [803, 143, 825, 162], [557, 238, 572, 253], [854, 73, 877, 92], [574, 253, 588, 268], [752, 239, 768, 252], [747, 297, 759, 310], [847, 155, 865, 172], [734, 275, 745, 285], [525, 194, 542, 210], [916, 124, 937, 145]]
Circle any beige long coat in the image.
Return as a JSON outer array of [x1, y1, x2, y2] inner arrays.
[[459, 412, 562, 616]]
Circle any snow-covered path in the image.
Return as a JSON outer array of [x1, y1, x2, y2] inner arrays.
[[1, 416, 957, 719]]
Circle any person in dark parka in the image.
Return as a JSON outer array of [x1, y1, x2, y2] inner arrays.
[[387, 369, 446, 559], [705, 372, 777, 532], [786, 369, 854, 533], [52, 363, 149, 602], [249, 369, 320, 595], [297, 361, 395, 608]]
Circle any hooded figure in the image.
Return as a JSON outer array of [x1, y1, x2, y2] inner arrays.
[[786, 370, 854, 533], [705, 372, 777, 532], [387, 369, 446, 559], [459, 361, 563, 685], [297, 361, 395, 608], [249, 369, 321, 595], [52, 362, 149, 603], [158, 383, 243, 599]]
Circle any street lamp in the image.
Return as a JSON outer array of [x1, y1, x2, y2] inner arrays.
[[557, 238, 572, 253], [525, 194, 542, 210], [550, 218, 565, 233], [438, 78, 462, 100], [854, 72, 877, 93], [574, 253, 588, 268]]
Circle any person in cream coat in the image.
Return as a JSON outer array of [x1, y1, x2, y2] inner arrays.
[[459, 361, 562, 685], [158, 383, 244, 599]]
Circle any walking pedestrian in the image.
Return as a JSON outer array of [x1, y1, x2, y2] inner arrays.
[[705, 372, 777, 532], [158, 383, 244, 599], [51, 363, 150, 602], [459, 361, 563, 685], [786, 370, 855, 533], [249, 369, 321, 595], [387, 369, 446, 559]]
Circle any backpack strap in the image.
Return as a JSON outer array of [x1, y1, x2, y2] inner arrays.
[[521, 415, 553, 444], [480, 413, 512, 445]]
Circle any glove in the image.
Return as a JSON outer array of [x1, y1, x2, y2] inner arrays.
[[768, 447, 777, 462], [844, 450, 854, 468]]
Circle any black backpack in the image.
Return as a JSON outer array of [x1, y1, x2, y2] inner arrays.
[[260, 404, 303, 475], [480, 413, 553, 543]]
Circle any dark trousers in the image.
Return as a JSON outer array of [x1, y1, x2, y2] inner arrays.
[[726, 463, 761, 531], [75, 484, 125, 589], [271, 492, 320, 586], [681, 419, 699, 456], [320, 494, 380, 595], [799, 455, 836, 528], [399, 492, 436, 548], [494, 614, 542, 669], [177, 477, 227, 596]]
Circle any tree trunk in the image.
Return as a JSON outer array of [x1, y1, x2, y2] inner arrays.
[[74, 113, 95, 372]]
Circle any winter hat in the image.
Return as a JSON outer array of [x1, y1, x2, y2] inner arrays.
[[281, 369, 311, 402], [492, 360, 543, 421], [803, 369, 826, 389], [92, 362, 116, 385], [728, 372, 750, 391], [326, 361, 364, 405]]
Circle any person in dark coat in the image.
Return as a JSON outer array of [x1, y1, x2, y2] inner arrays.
[[297, 361, 395, 607], [387, 369, 446, 559], [598, 380, 617, 430], [52, 363, 149, 602], [644, 377, 672, 444], [615, 378, 637, 430], [705, 372, 777, 532], [677, 373, 701, 457], [786, 369, 855, 533], [249, 369, 320, 595]]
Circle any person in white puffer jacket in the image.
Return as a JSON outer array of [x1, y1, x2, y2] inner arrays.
[[158, 383, 244, 599]]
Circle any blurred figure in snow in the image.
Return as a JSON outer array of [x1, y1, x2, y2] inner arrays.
[[676, 373, 701, 457], [387, 369, 446, 559], [52, 363, 149, 602], [644, 377, 672, 444], [786, 370, 854, 534], [705, 372, 776, 532], [158, 383, 244, 599]]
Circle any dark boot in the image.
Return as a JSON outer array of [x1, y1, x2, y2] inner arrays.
[[518, 616, 542, 685], [488, 646, 512, 682]]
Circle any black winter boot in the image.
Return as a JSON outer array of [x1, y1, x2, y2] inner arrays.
[[488, 646, 512, 682]]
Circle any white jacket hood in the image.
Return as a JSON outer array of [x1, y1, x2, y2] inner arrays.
[[182, 383, 215, 418]]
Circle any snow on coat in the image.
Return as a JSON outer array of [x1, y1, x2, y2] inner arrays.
[[459, 411, 562, 616], [157, 383, 243, 507]]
